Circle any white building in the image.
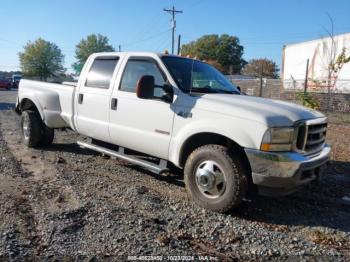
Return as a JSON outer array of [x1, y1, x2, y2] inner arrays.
[[282, 32, 350, 93]]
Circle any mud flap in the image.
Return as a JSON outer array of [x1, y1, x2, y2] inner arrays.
[[315, 163, 327, 184]]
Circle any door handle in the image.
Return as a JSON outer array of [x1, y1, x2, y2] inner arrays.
[[78, 93, 84, 104], [111, 98, 118, 110]]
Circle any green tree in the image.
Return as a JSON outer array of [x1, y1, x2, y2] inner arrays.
[[181, 34, 246, 74], [73, 34, 115, 73], [329, 47, 350, 84], [19, 38, 64, 81], [241, 58, 279, 78]]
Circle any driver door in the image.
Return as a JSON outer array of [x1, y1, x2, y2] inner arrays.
[[109, 57, 175, 159]]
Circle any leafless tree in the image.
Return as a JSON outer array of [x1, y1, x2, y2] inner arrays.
[[318, 14, 350, 110], [320, 14, 337, 111]]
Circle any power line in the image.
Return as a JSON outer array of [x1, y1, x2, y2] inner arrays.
[[188, 0, 204, 8], [163, 6, 183, 54], [0, 37, 23, 47], [120, 28, 171, 48], [180, 28, 350, 48], [134, 12, 164, 40], [0, 65, 20, 67], [154, 33, 171, 52]]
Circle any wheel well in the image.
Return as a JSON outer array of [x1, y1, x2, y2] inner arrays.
[[180, 133, 246, 165], [20, 98, 40, 114], [179, 132, 252, 179]]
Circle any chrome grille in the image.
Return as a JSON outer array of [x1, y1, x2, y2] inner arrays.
[[296, 121, 327, 155]]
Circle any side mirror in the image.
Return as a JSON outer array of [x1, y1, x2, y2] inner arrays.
[[161, 84, 174, 103], [136, 75, 174, 103], [136, 75, 155, 99]]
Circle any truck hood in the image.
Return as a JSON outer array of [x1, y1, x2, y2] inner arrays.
[[194, 94, 325, 127]]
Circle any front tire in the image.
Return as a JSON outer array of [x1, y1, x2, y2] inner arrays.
[[184, 145, 248, 212]]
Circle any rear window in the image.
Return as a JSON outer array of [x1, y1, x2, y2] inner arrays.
[[85, 58, 119, 89]]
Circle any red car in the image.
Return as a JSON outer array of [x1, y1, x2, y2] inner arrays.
[[0, 77, 12, 90]]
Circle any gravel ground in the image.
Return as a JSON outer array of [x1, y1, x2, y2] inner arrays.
[[0, 90, 349, 261]]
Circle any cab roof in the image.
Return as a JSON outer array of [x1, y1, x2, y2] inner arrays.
[[90, 51, 191, 59]]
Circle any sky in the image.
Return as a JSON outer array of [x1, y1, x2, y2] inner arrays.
[[1, 0, 350, 73]]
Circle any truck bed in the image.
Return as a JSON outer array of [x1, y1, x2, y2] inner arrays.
[[17, 79, 77, 129]]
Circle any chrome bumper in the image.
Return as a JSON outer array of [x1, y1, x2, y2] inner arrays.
[[244, 145, 331, 196]]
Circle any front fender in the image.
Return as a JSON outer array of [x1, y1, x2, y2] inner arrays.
[[168, 113, 268, 167]]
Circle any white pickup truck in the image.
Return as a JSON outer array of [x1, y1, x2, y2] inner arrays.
[[16, 52, 330, 212]]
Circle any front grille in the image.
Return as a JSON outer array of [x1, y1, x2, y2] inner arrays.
[[296, 122, 327, 155]]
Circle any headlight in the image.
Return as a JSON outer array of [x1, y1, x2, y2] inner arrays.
[[260, 127, 295, 152]]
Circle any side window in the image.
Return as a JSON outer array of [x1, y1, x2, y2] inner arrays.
[[85, 58, 119, 89], [120, 59, 166, 96]]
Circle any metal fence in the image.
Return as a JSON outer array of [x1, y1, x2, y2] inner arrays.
[[283, 79, 350, 94], [228, 78, 350, 113]]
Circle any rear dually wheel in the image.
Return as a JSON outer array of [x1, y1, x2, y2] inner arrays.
[[20, 110, 54, 148]]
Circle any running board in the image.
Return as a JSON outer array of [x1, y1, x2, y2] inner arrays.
[[77, 141, 169, 174]]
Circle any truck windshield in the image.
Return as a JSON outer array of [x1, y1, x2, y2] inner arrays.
[[161, 56, 240, 94]]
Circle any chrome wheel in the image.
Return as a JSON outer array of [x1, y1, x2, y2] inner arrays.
[[195, 160, 226, 198], [22, 116, 30, 140]]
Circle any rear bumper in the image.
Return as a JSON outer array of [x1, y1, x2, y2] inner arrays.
[[244, 145, 331, 196]]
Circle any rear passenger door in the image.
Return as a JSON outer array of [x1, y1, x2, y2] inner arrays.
[[75, 56, 120, 142]]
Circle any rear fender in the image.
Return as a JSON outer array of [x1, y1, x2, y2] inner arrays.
[[19, 96, 45, 120]]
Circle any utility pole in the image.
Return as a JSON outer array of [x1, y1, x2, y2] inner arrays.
[[177, 34, 181, 55], [259, 63, 264, 97], [163, 6, 183, 54], [304, 58, 309, 93]]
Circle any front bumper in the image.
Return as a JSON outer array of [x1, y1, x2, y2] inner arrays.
[[244, 145, 331, 196]]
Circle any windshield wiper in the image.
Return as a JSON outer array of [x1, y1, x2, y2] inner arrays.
[[190, 87, 238, 94], [214, 89, 239, 94], [190, 87, 217, 93]]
